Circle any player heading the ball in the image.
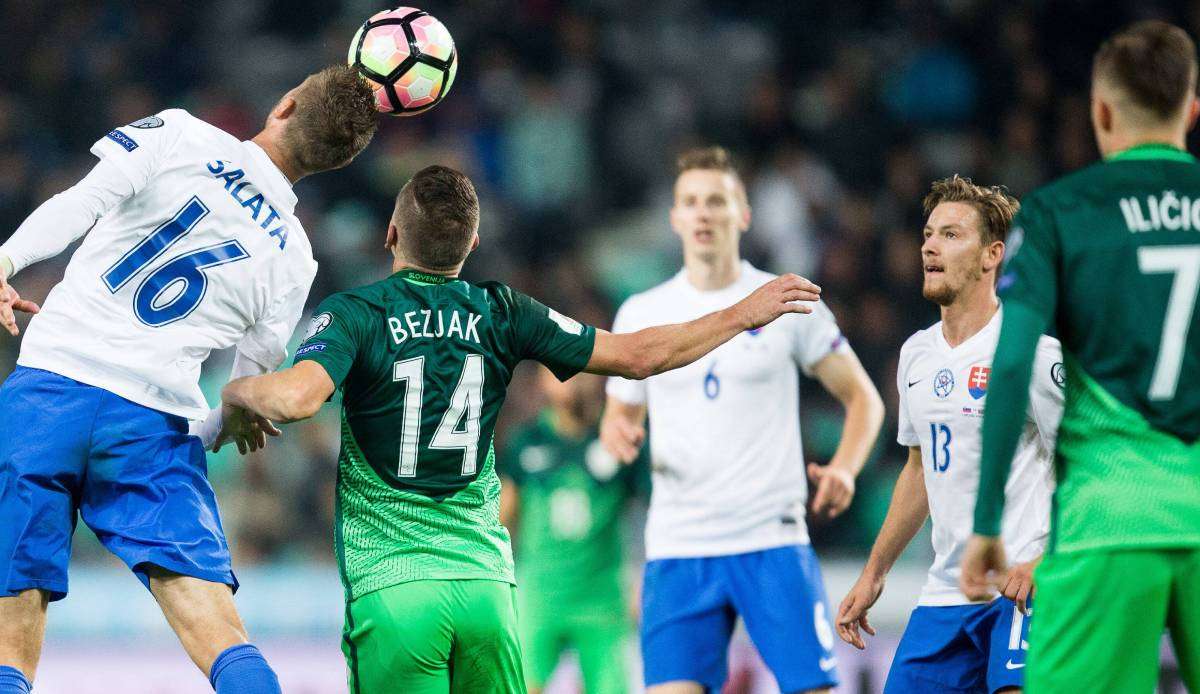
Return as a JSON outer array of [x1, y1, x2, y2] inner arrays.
[[0, 65, 378, 694], [219, 164, 821, 693]]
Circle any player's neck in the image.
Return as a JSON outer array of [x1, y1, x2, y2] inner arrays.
[[684, 254, 742, 291], [250, 132, 305, 184], [1100, 128, 1188, 158], [391, 256, 461, 278], [939, 285, 999, 348]]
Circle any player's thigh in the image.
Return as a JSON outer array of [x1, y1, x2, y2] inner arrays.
[[344, 581, 454, 694], [570, 611, 632, 694], [0, 367, 94, 600], [516, 593, 567, 690], [725, 545, 838, 693], [1168, 547, 1200, 691], [640, 556, 736, 691], [448, 580, 525, 694], [81, 393, 236, 591], [884, 605, 987, 694], [1027, 549, 1170, 693]]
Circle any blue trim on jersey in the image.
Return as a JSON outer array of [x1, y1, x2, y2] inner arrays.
[[641, 545, 838, 692], [0, 367, 236, 600], [884, 597, 1031, 694]]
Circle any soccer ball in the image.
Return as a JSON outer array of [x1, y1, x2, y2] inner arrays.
[[348, 7, 457, 116]]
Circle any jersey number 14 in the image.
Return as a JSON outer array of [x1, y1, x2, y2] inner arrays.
[[393, 354, 484, 478], [101, 196, 250, 327]]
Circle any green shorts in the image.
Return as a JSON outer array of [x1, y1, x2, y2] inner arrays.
[[1028, 547, 1200, 692], [343, 579, 525, 694], [518, 593, 630, 694]]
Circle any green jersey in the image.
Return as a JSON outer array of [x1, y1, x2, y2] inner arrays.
[[985, 143, 1200, 552], [295, 268, 596, 599], [499, 412, 646, 609]]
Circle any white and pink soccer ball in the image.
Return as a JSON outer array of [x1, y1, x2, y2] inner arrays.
[[348, 7, 458, 116]]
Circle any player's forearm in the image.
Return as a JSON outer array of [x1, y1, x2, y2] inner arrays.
[[828, 381, 885, 477], [223, 370, 321, 423], [630, 308, 746, 379], [974, 302, 1045, 536], [0, 159, 132, 276], [863, 452, 928, 579]]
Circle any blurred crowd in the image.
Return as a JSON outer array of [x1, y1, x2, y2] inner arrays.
[[2, 0, 1198, 568]]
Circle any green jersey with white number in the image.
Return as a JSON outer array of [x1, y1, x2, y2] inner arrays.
[[999, 143, 1200, 552], [499, 412, 646, 609], [295, 268, 596, 600]]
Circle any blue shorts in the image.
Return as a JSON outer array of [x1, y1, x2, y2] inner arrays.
[[884, 597, 1031, 694], [641, 544, 838, 693], [0, 366, 236, 601]]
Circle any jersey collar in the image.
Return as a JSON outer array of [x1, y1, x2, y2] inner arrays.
[[1105, 142, 1197, 164], [395, 268, 458, 285]]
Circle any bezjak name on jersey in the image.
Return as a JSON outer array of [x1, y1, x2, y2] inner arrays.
[[1118, 191, 1200, 233], [205, 159, 290, 250], [388, 309, 483, 346]]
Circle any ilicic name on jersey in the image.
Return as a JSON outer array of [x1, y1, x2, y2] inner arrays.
[[388, 309, 483, 346], [1119, 191, 1200, 233], [205, 159, 290, 250]]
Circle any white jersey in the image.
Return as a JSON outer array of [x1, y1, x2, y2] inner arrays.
[[607, 261, 850, 560], [14, 109, 316, 420], [896, 309, 1063, 606]]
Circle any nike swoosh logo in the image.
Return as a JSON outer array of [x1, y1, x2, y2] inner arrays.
[[1005, 660, 1025, 670], [907, 379, 923, 388], [819, 656, 838, 671]]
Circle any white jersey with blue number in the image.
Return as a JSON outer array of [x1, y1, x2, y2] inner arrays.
[[16, 109, 315, 420], [896, 309, 1063, 606], [607, 261, 850, 560]]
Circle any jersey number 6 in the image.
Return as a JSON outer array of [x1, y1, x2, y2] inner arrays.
[[101, 196, 250, 327]]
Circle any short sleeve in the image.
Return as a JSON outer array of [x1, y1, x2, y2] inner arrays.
[[89, 110, 187, 194], [509, 290, 597, 381], [1027, 335, 1065, 450], [998, 194, 1060, 322], [238, 272, 314, 370], [292, 293, 365, 388], [791, 300, 851, 376], [605, 298, 648, 405], [896, 341, 920, 447]]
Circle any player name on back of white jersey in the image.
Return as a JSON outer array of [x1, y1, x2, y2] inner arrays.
[[387, 309, 483, 345], [205, 159, 291, 249]]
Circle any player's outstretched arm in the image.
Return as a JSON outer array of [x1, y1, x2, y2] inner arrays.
[[584, 273, 821, 380], [222, 361, 336, 425], [837, 447, 928, 650], [808, 351, 885, 520], [599, 397, 647, 464]]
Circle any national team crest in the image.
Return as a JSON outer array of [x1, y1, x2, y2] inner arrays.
[[968, 365, 990, 399], [933, 368, 955, 399]]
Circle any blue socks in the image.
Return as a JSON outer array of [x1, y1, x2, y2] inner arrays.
[[0, 666, 30, 694], [208, 644, 281, 694]]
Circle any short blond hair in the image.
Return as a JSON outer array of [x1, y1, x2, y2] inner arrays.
[[922, 175, 1020, 245], [675, 146, 747, 201], [1094, 20, 1198, 122]]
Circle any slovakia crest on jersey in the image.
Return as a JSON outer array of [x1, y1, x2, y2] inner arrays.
[[933, 368, 955, 398], [968, 365, 990, 399]]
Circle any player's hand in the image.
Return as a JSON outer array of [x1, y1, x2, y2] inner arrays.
[[959, 534, 1007, 601], [213, 401, 282, 455], [733, 274, 821, 330], [836, 571, 883, 650], [999, 555, 1040, 615], [808, 462, 855, 520], [600, 412, 645, 464], [0, 261, 40, 337]]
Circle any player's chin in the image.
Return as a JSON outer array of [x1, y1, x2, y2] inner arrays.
[[921, 280, 955, 306]]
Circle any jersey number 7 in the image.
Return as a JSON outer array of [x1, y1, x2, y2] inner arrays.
[[101, 196, 251, 327], [1137, 245, 1200, 401]]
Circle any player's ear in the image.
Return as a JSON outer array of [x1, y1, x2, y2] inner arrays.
[[1185, 96, 1200, 133], [384, 223, 399, 251], [469, 231, 480, 252], [273, 95, 298, 121], [740, 199, 752, 234], [983, 239, 1005, 273]]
